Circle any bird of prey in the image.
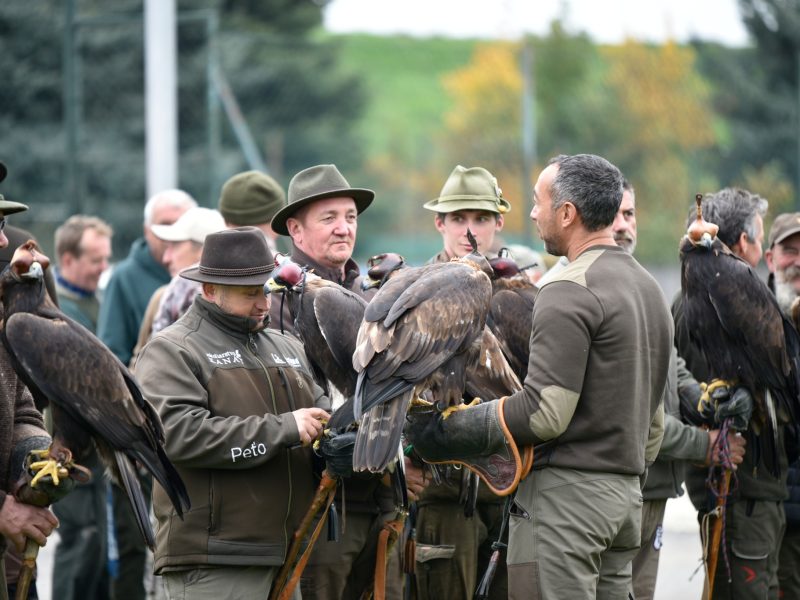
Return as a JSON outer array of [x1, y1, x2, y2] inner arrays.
[[351, 235, 494, 473], [266, 257, 367, 413], [486, 250, 538, 382], [0, 241, 190, 549], [679, 195, 800, 473]]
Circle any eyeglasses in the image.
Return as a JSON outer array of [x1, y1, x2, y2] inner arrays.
[[0, 218, 6, 232]]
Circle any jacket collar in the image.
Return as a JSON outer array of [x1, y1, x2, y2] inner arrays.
[[290, 246, 361, 289], [131, 237, 170, 280], [192, 296, 268, 338]]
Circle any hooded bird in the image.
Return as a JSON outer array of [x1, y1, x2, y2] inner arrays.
[[352, 233, 494, 473], [679, 195, 800, 474], [266, 256, 367, 414], [0, 241, 190, 549], [486, 249, 539, 382]]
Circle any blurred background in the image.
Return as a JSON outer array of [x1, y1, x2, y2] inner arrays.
[[0, 0, 797, 271]]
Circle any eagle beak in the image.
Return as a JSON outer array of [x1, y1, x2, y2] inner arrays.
[[265, 278, 285, 294], [699, 232, 714, 250], [22, 261, 44, 280], [361, 275, 380, 291]]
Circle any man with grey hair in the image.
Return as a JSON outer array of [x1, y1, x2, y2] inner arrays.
[[97, 189, 195, 600], [614, 182, 745, 600], [406, 155, 674, 599], [673, 188, 788, 600]]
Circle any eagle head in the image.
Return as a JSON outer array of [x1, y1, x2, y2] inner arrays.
[[685, 193, 719, 250], [489, 249, 521, 279], [362, 253, 405, 291], [265, 259, 305, 294], [11, 240, 49, 280]]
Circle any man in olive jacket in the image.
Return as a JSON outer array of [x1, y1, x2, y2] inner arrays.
[[136, 227, 330, 598]]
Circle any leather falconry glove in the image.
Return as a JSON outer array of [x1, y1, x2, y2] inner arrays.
[[403, 398, 532, 497]]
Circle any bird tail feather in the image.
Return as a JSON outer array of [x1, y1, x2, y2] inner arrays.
[[114, 450, 155, 550]]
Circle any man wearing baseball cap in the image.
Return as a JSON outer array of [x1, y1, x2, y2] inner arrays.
[[130, 207, 225, 366], [765, 212, 800, 598]]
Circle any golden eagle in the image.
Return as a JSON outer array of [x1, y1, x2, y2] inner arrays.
[[0, 241, 190, 548], [679, 195, 800, 471], [351, 239, 494, 473]]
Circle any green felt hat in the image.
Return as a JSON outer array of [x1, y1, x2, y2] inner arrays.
[[424, 165, 511, 215]]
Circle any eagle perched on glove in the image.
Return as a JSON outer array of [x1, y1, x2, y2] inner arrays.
[[679, 193, 800, 474]]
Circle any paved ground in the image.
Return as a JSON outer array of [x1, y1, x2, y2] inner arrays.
[[34, 491, 706, 599]]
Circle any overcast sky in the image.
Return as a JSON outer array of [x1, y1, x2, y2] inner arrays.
[[323, 0, 750, 46]]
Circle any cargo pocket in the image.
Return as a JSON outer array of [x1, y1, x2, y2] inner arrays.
[[415, 543, 456, 563], [507, 561, 542, 600], [730, 539, 770, 561], [415, 543, 458, 598]]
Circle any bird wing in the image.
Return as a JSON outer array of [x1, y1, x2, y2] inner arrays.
[[313, 284, 367, 377], [465, 326, 523, 400], [354, 263, 492, 414], [487, 286, 537, 381], [5, 313, 190, 515]]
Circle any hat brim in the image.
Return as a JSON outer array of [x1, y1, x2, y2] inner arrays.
[[773, 225, 800, 247], [0, 199, 29, 216], [271, 188, 374, 236], [151, 223, 193, 243], [179, 264, 275, 287], [423, 196, 511, 215]]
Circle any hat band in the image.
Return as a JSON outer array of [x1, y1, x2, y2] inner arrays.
[[199, 264, 273, 276], [437, 194, 501, 203]]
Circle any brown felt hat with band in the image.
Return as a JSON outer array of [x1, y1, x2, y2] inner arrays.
[[0, 161, 29, 215], [271, 164, 374, 236], [180, 227, 274, 286], [424, 165, 511, 215]]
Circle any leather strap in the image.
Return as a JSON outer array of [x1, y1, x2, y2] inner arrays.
[[373, 518, 405, 600]]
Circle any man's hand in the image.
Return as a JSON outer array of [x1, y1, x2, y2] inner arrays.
[[292, 407, 330, 445], [0, 495, 58, 552], [706, 430, 746, 469], [403, 456, 428, 502]]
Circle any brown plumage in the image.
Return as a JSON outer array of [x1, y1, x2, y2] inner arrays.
[[487, 251, 538, 382], [0, 241, 190, 549], [680, 196, 800, 475], [266, 259, 366, 419], [351, 239, 494, 473]]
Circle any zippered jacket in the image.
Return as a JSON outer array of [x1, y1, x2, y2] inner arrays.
[[137, 296, 328, 573]]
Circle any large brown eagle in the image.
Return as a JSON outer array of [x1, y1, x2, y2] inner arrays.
[[0, 242, 190, 548], [266, 257, 367, 412], [679, 195, 800, 472], [351, 239, 495, 473], [487, 250, 538, 382]]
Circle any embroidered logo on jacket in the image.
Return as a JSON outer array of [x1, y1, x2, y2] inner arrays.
[[271, 352, 301, 368], [206, 350, 243, 365]]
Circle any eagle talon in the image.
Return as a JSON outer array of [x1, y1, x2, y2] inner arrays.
[[441, 398, 482, 420], [698, 378, 737, 413], [29, 459, 64, 487]]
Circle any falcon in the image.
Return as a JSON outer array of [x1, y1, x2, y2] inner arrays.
[[0, 241, 190, 548]]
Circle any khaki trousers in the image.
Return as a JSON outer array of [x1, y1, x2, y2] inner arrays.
[[507, 467, 642, 600], [163, 565, 291, 600], [631, 498, 668, 600]]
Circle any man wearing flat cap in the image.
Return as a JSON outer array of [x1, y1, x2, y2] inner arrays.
[[135, 227, 331, 599], [270, 164, 414, 600], [0, 161, 60, 600]]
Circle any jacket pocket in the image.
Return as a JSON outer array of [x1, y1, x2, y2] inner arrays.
[[415, 543, 456, 563], [507, 561, 542, 600]]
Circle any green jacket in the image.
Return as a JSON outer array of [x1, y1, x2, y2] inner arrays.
[[137, 296, 328, 572], [98, 237, 170, 365], [55, 270, 100, 332]]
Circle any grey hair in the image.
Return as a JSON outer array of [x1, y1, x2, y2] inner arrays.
[[546, 154, 624, 231], [686, 188, 768, 249], [143, 189, 197, 225]]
